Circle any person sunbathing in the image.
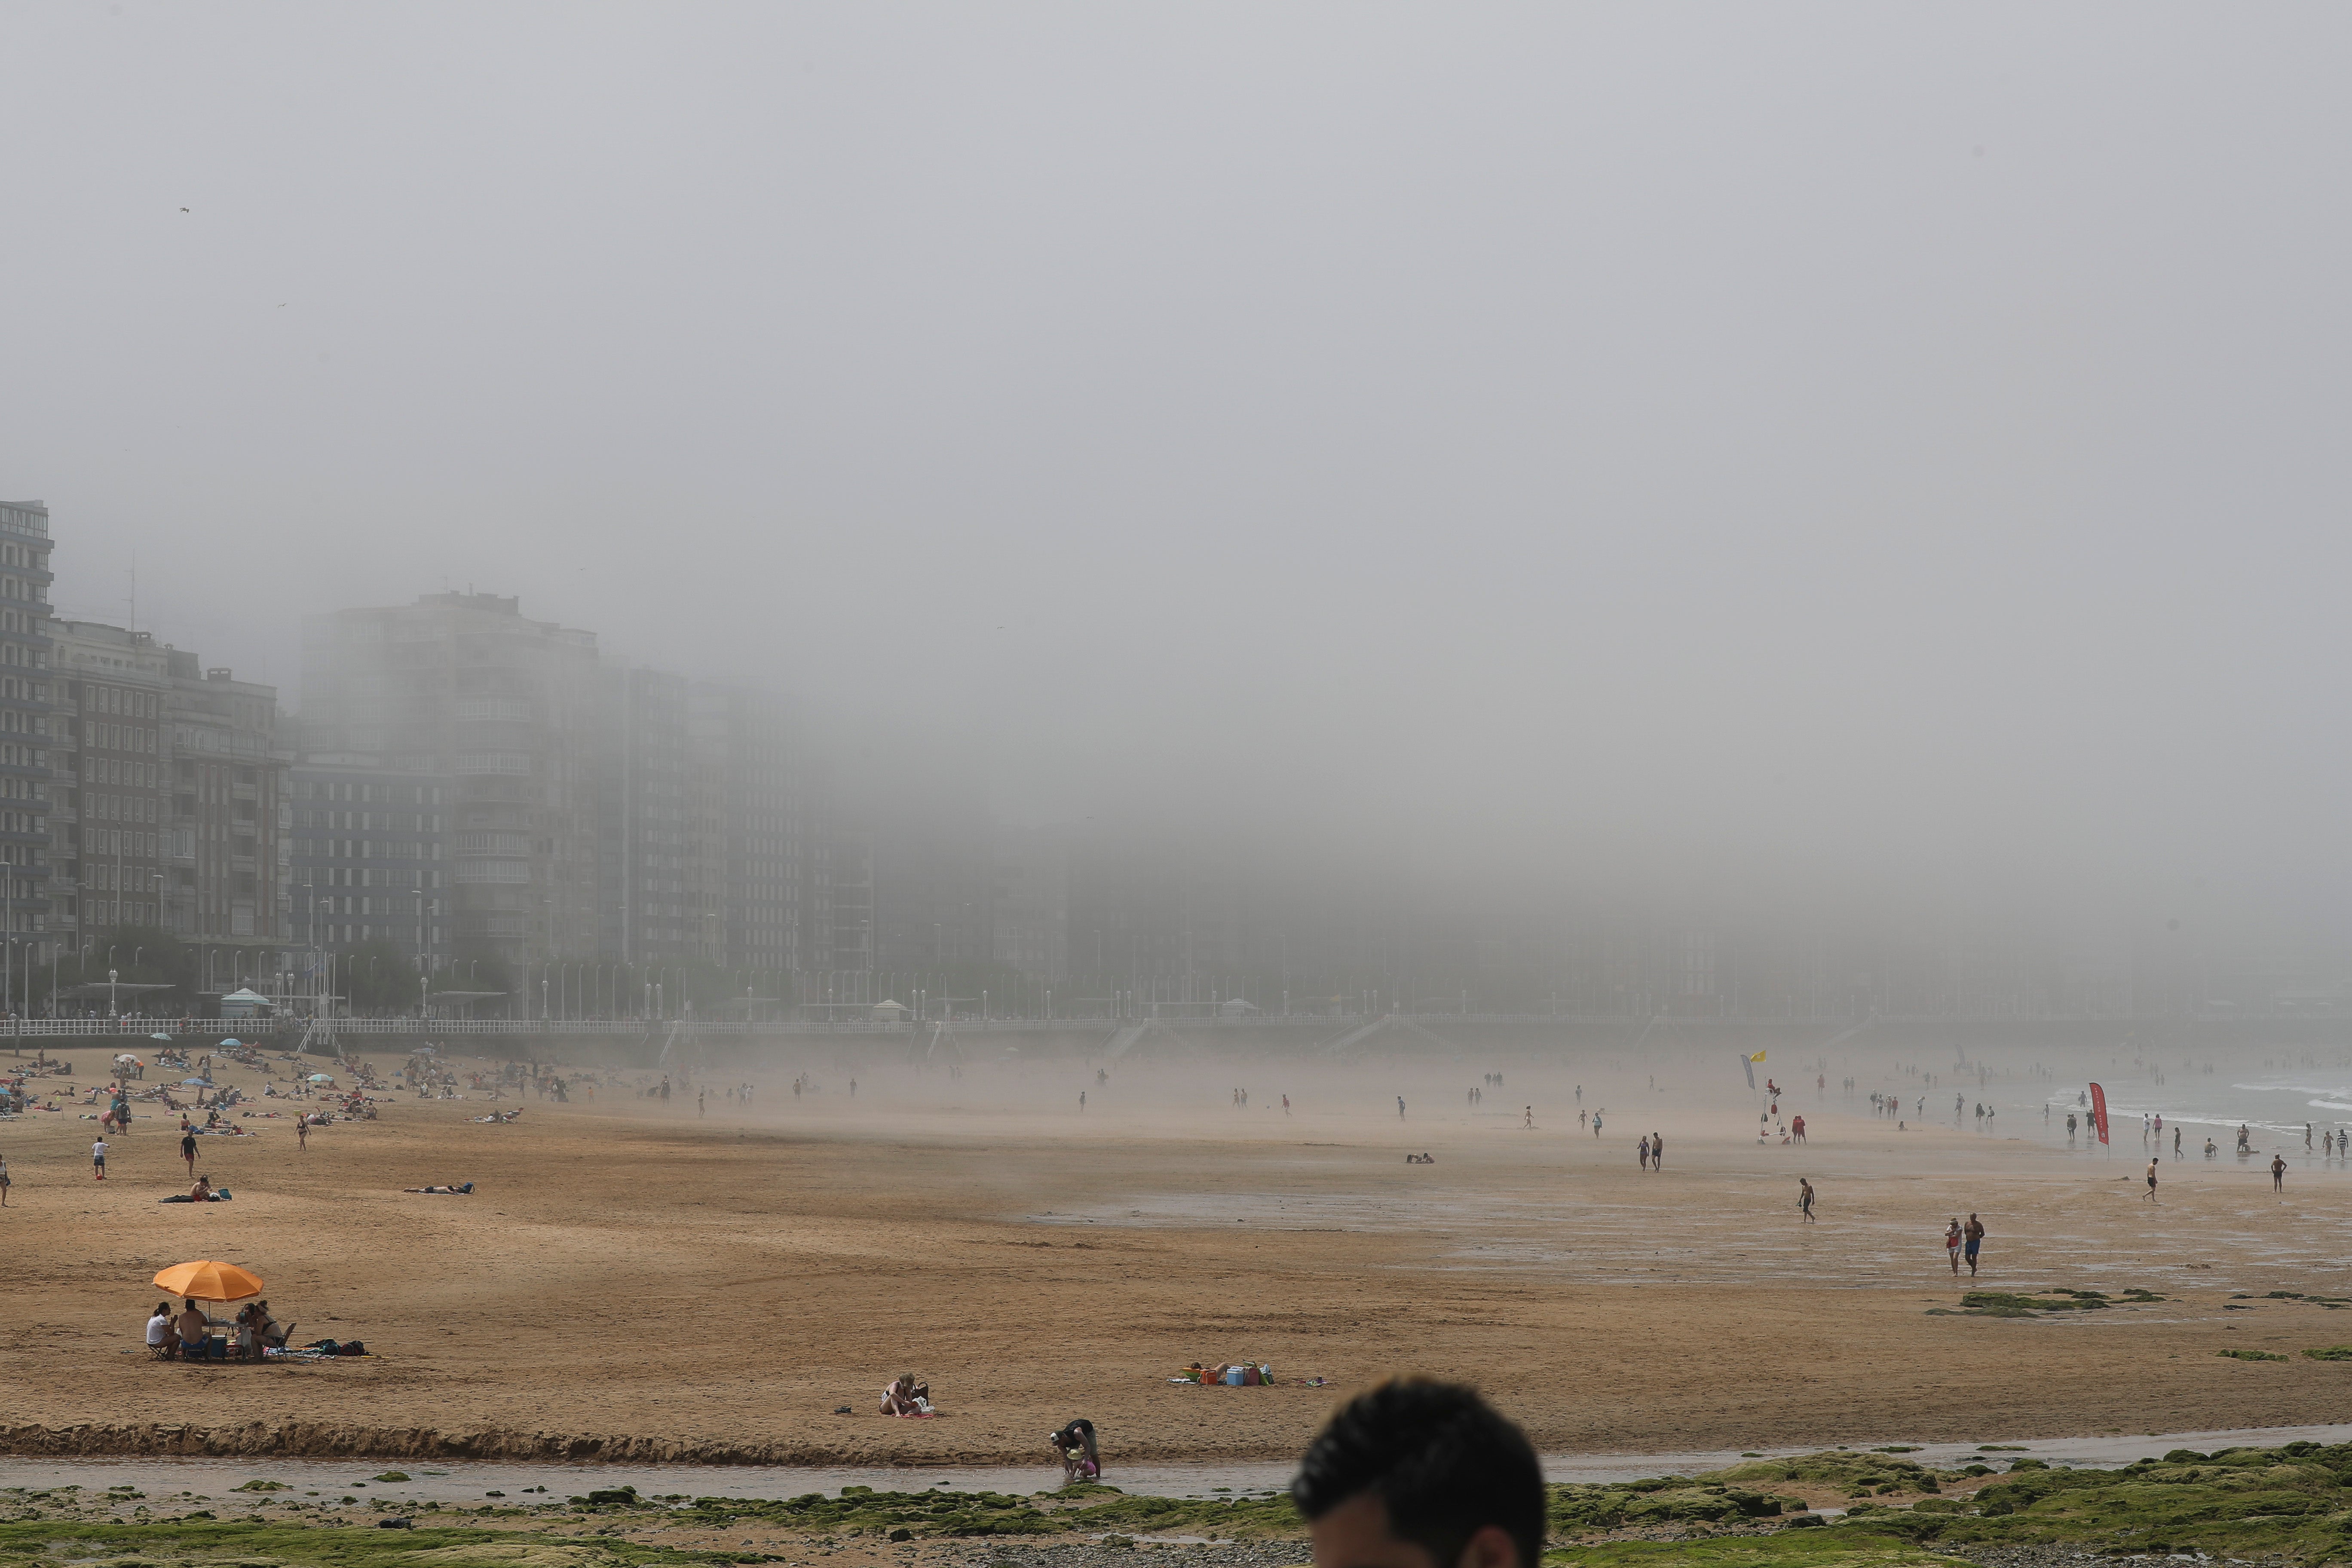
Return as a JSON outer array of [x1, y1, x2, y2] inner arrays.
[[403, 1182, 475, 1194]]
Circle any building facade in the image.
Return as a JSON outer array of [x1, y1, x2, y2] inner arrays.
[[286, 738, 451, 972], [164, 649, 288, 954], [45, 621, 169, 943], [301, 593, 601, 965], [595, 663, 692, 964], [0, 501, 55, 959]]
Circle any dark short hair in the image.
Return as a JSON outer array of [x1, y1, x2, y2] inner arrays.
[[1291, 1380, 1543, 1568]]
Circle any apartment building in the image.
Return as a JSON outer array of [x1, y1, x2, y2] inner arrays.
[[45, 621, 169, 941], [691, 682, 816, 983], [0, 501, 55, 951], [165, 649, 288, 951], [301, 594, 601, 965], [595, 663, 692, 963], [285, 734, 451, 971], [597, 671, 833, 991]]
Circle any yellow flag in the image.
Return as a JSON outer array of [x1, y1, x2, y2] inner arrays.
[[1749, 1050, 1767, 1063]]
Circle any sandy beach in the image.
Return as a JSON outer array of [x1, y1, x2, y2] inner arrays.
[[4, 1037, 2351, 1467]]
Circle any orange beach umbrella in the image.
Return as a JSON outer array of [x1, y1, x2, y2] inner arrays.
[[153, 1260, 263, 1302]]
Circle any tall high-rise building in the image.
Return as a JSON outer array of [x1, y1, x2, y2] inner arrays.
[[595, 664, 691, 964], [163, 648, 288, 954], [45, 621, 169, 942], [597, 670, 833, 996], [692, 682, 814, 985], [0, 501, 55, 958], [284, 724, 451, 973], [301, 594, 600, 965]]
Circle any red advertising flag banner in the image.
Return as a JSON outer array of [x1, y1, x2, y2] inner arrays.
[[2089, 1082, 2110, 1145]]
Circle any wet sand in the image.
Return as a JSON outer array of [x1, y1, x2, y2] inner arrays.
[[4, 1042, 2351, 1465]]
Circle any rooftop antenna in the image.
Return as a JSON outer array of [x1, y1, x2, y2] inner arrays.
[[128, 551, 136, 635]]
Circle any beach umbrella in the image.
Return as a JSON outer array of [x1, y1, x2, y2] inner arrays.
[[306, 1073, 335, 1083], [181, 1077, 211, 1087], [220, 1039, 241, 1048], [153, 1260, 263, 1302], [149, 1032, 172, 1041]]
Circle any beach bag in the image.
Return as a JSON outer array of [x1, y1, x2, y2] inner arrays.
[[1241, 1365, 1262, 1386]]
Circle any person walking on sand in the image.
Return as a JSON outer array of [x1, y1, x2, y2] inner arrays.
[[0, 1150, 9, 1207], [1397, 1096, 1406, 1120], [181, 1127, 198, 1177], [1799, 1177, 1815, 1222], [1638, 1134, 1651, 1171], [2145, 1158, 2159, 1202], [296, 1117, 308, 1152], [91, 1137, 107, 1181], [1963, 1213, 1984, 1277], [1944, 1217, 1963, 1274], [1651, 1133, 1663, 1169], [2272, 1152, 2287, 1193], [1523, 1105, 1532, 1130]]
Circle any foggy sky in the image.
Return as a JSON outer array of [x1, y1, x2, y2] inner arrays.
[[3, 4, 2348, 942]]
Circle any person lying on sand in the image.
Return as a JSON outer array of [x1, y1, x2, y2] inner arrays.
[[403, 1182, 475, 1194], [159, 1173, 233, 1202]]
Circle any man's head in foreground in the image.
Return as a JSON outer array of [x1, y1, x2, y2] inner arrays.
[[1292, 1379, 1544, 1568]]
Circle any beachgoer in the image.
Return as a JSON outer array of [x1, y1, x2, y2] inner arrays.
[[1522, 1106, 1531, 1130], [0, 1150, 8, 1206], [147, 1302, 173, 1357], [2145, 1158, 2159, 1202], [1651, 1133, 1663, 1168], [188, 1174, 213, 1201], [1944, 1217, 1963, 1274], [1050, 1418, 1102, 1483], [1398, 1096, 1406, 1120], [181, 1129, 198, 1177], [1292, 1378, 1543, 1568], [176, 1300, 208, 1357], [1591, 1113, 1602, 1138], [881, 1373, 931, 1416], [91, 1137, 107, 1181], [1080, 1090, 1086, 1112], [1637, 1135, 1650, 1172], [2272, 1153, 2287, 1193], [1963, 1213, 1984, 1277], [1798, 1178, 1815, 1222], [1791, 1114, 1804, 1144], [297, 1118, 308, 1152], [1283, 1094, 1290, 1115]]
